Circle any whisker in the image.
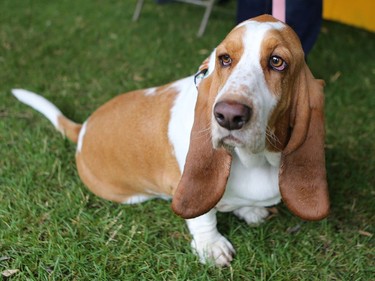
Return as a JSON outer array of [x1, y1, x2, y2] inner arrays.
[[266, 126, 281, 149], [192, 124, 212, 141], [194, 128, 211, 140], [196, 126, 211, 135]]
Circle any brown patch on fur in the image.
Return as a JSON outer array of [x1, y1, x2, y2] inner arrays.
[[214, 26, 246, 91], [76, 84, 181, 203], [57, 115, 82, 143]]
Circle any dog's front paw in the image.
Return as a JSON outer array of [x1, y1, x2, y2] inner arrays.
[[191, 234, 235, 267], [233, 206, 269, 225]]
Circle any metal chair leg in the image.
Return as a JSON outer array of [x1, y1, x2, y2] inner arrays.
[[132, 0, 145, 21], [197, 0, 215, 37], [133, 0, 216, 36]]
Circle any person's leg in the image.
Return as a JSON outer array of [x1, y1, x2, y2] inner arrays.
[[236, 0, 272, 23], [285, 0, 323, 55]]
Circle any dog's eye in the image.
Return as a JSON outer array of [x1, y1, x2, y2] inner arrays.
[[219, 54, 232, 67], [269, 56, 287, 71], [194, 69, 208, 88]]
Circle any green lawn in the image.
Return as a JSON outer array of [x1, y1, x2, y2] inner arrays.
[[1, 0, 374, 280]]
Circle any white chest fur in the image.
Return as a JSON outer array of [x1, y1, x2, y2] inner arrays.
[[216, 149, 281, 212], [168, 76, 198, 173]]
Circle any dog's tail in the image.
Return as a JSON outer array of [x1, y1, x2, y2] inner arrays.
[[12, 89, 82, 143]]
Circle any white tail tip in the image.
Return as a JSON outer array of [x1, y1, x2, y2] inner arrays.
[[12, 89, 63, 128]]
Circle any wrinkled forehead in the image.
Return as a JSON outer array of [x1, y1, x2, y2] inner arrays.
[[219, 19, 286, 55], [236, 17, 285, 34]]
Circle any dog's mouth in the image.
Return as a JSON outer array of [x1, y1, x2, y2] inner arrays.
[[215, 134, 245, 151], [214, 130, 266, 155], [221, 135, 244, 147]]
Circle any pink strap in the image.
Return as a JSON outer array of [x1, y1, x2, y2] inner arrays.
[[272, 0, 286, 22]]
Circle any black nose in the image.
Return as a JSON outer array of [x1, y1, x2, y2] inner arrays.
[[214, 101, 252, 130]]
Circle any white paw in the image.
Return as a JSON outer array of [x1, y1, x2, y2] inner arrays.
[[191, 234, 235, 267], [233, 206, 269, 225]]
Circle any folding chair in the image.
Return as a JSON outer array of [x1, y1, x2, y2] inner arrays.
[[132, 0, 216, 37]]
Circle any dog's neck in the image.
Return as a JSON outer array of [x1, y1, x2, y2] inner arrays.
[[234, 147, 281, 168]]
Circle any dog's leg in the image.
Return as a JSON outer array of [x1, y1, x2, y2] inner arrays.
[[186, 209, 235, 266], [123, 194, 171, 204], [233, 206, 269, 225]]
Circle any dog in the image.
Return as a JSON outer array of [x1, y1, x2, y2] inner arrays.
[[13, 15, 329, 266]]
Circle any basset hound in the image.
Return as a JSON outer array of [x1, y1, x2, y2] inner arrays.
[[13, 15, 329, 266]]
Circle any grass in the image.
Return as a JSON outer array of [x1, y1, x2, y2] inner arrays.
[[0, 0, 374, 280]]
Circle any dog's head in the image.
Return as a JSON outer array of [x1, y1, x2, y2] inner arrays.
[[172, 15, 329, 221]]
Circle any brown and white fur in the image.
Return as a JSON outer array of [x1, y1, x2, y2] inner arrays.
[[13, 15, 329, 266]]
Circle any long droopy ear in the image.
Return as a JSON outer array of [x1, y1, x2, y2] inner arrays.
[[172, 75, 232, 219], [279, 64, 329, 221]]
